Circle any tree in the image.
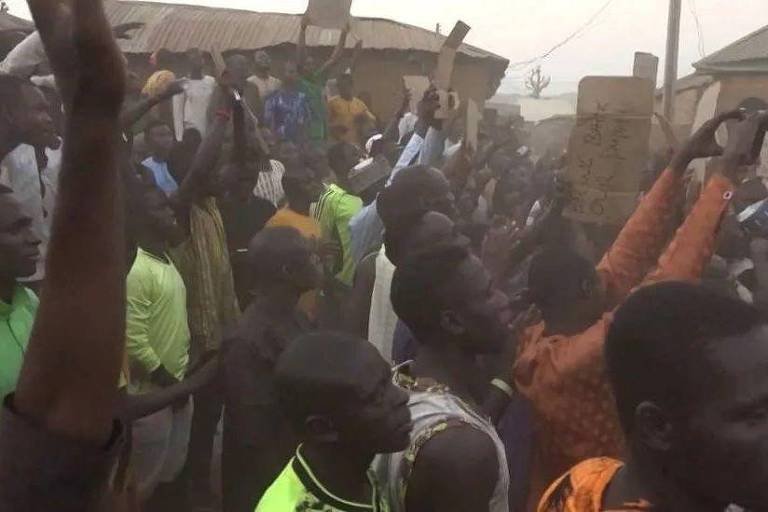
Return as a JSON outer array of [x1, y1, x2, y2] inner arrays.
[[526, 66, 551, 99], [0, 1, 8, 13]]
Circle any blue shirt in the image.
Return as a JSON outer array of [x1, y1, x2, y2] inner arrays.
[[264, 89, 311, 144], [142, 156, 178, 196]]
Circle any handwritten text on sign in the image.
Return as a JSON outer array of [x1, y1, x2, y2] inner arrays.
[[564, 77, 654, 224]]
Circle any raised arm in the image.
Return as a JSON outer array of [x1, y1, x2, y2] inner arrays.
[[318, 26, 349, 77], [297, 15, 310, 71], [172, 87, 232, 207], [121, 79, 185, 131], [643, 113, 766, 286], [596, 110, 744, 306], [16, 0, 126, 443]]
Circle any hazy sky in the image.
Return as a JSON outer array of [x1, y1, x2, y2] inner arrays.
[[6, 0, 766, 93]]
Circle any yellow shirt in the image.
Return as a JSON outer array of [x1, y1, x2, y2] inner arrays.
[[266, 207, 321, 240], [266, 208, 321, 320], [327, 96, 375, 144]]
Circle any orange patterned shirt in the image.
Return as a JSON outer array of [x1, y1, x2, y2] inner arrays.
[[537, 458, 652, 512], [515, 168, 735, 508]]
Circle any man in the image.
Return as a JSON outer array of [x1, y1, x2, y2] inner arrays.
[[538, 282, 768, 512], [378, 243, 519, 512], [266, 155, 324, 239], [0, 0, 127, 508], [168, 94, 241, 510], [247, 50, 281, 106], [297, 15, 349, 145], [314, 142, 364, 287], [263, 61, 311, 145], [345, 165, 456, 359], [328, 73, 376, 145], [0, 185, 40, 401], [222, 226, 321, 512], [0, 74, 61, 283], [265, 153, 325, 321], [515, 110, 752, 508], [125, 183, 192, 504], [142, 120, 178, 196], [172, 47, 216, 138], [257, 332, 412, 512]]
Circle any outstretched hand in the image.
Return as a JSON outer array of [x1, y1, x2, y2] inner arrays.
[[670, 109, 745, 174], [716, 111, 768, 182]]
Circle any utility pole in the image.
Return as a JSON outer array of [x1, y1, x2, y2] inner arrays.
[[663, 0, 682, 122]]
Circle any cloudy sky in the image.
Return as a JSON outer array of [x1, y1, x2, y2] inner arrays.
[[6, 0, 766, 94]]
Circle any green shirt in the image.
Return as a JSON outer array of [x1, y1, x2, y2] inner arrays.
[[0, 285, 37, 401], [256, 446, 389, 512], [125, 248, 190, 394], [298, 71, 328, 142], [314, 184, 363, 286]]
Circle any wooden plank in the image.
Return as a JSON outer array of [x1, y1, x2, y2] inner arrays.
[[564, 76, 654, 224], [434, 21, 470, 90]]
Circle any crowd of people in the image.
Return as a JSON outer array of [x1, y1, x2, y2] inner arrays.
[[2, 1, 768, 511]]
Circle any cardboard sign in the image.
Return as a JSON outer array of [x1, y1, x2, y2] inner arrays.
[[434, 21, 470, 90], [632, 52, 659, 87], [305, 0, 353, 30], [403, 75, 430, 113], [564, 76, 654, 224], [465, 98, 480, 151]]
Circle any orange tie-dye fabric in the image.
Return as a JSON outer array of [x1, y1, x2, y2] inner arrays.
[[537, 458, 653, 512]]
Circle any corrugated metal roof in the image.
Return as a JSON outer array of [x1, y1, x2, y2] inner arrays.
[[694, 24, 768, 74], [0, 11, 33, 32], [105, 0, 508, 63]]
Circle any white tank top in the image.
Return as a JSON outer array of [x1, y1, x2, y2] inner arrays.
[[375, 373, 510, 512]]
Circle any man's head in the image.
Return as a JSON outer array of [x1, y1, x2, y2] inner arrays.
[[186, 48, 204, 74], [378, 166, 456, 221], [302, 55, 318, 76], [276, 332, 412, 454], [225, 53, 251, 88], [283, 61, 300, 87], [218, 158, 260, 202], [144, 120, 175, 162], [282, 160, 324, 206], [253, 50, 272, 76], [328, 142, 363, 189], [0, 185, 40, 280], [528, 248, 604, 330], [606, 282, 768, 510], [134, 179, 184, 246], [338, 73, 354, 100], [247, 226, 321, 294], [0, 75, 58, 150], [391, 243, 512, 353]]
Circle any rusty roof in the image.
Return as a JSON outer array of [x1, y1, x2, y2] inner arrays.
[[105, 0, 508, 64]]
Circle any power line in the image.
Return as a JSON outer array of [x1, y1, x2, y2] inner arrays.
[[687, 0, 706, 58], [507, 0, 618, 71]]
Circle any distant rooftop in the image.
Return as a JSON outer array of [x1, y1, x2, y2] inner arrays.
[[104, 0, 509, 65], [694, 24, 768, 74]]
